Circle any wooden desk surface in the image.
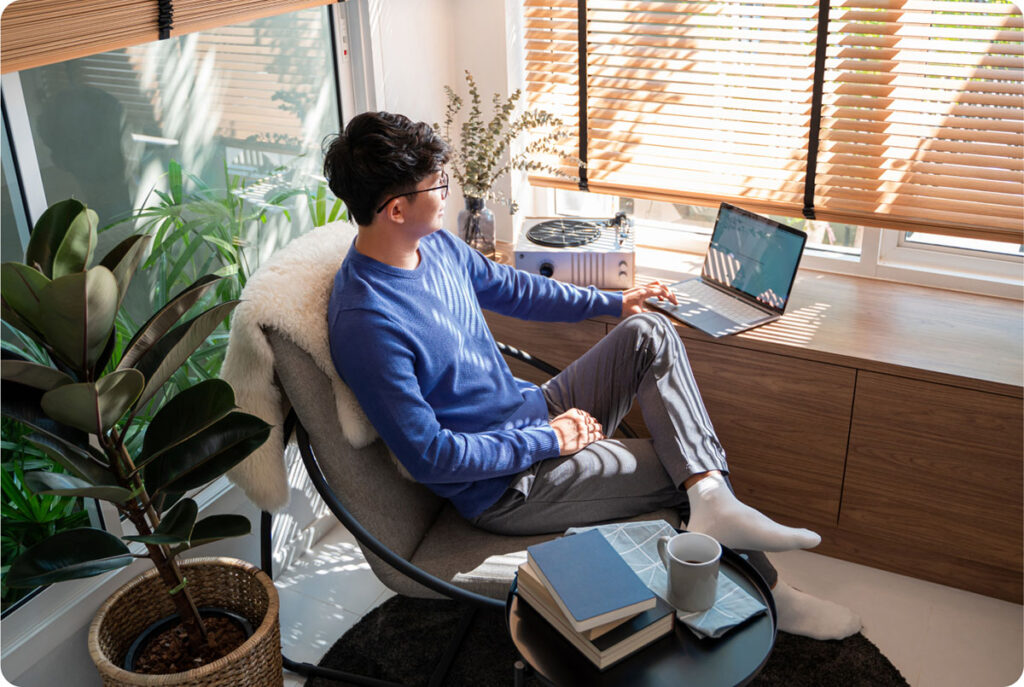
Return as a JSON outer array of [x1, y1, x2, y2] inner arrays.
[[499, 242, 1023, 396]]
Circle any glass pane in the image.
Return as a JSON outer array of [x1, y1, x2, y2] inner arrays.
[[617, 196, 862, 254], [1, 120, 29, 263], [14, 7, 342, 454], [904, 232, 1024, 258], [17, 7, 340, 308]]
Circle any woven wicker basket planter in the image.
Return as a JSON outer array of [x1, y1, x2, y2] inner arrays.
[[88, 557, 282, 687]]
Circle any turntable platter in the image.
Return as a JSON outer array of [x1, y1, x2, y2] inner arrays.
[[525, 219, 603, 248]]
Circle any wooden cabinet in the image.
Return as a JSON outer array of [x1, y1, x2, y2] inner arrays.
[[484, 312, 1023, 602], [840, 372, 1023, 600], [683, 339, 854, 532]]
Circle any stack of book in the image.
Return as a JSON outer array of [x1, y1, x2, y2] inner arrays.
[[517, 528, 674, 670]]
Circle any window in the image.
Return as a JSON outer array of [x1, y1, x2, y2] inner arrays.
[[0, 5, 345, 624], [523, 0, 1023, 250]]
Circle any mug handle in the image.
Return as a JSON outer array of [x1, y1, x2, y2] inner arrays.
[[657, 535, 671, 568]]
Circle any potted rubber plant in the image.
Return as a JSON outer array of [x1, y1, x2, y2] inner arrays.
[[0, 199, 280, 685]]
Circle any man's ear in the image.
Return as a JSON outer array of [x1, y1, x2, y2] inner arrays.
[[386, 198, 406, 224]]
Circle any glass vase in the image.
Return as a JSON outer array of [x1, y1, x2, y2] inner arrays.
[[457, 197, 495, 258]]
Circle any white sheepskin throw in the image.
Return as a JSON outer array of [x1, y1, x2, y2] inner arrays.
[[222, 221, 377, 512]]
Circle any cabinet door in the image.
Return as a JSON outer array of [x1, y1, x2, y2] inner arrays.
[[841, 372, 1023, 597], [683, 339, 855, 531]]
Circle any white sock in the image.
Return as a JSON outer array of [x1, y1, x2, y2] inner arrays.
[[684, 472, 821, 552], [773, 580, 862, 640]]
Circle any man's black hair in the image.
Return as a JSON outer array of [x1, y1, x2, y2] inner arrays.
[[322, 111, 450, 227]]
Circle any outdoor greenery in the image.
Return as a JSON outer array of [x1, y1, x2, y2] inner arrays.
[[0, 198, 271, 651], [435, 70, 580, 213], [0, 417, 90, 611], [109, 160, 345, 456]]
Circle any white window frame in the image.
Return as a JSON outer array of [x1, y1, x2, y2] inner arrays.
[[533, 187, 1022, 300]]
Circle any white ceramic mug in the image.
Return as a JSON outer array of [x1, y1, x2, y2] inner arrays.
[[657, 532, 722, 612]]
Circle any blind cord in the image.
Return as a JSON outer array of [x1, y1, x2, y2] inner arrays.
[[576, 0, 589, 191], [803, 0, 831, 221], [158, 0, 174, 40]]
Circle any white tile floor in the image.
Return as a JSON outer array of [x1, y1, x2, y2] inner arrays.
[[279, 525, 1024, 687]]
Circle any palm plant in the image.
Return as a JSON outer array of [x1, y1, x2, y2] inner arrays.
[[0, 198, 270, 653], [126, 159, 304, 306]]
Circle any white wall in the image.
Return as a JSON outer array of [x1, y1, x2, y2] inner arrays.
[[366, 0, 528, 242]]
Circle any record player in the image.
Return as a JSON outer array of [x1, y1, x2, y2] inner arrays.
[[514, 212, 635, 289]]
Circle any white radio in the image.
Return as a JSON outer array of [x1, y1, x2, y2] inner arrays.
[[514, 213, 635, 289]]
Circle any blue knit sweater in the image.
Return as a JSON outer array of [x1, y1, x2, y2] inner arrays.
[[327, 229, 623, 519]]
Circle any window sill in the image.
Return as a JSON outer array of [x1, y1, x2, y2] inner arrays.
[[633, 245, 1023, 395]]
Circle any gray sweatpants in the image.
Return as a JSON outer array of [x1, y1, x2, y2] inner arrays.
[[472, 313, 777, 586]]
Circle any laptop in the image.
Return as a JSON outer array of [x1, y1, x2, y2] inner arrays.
[[645, 203, 807, 338]]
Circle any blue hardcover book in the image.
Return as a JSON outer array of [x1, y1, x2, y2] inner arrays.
[[526, 529, 656, 632]]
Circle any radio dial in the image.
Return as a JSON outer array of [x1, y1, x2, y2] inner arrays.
[[539, 262, 554, 278]]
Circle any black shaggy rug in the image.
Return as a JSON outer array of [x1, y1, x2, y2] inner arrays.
[[306, 596, 908, 687]]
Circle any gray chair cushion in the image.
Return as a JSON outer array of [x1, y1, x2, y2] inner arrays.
[[267, 327, 677, 601]]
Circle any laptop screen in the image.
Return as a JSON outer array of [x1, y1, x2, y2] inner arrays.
[[701, 203, 807, 313]]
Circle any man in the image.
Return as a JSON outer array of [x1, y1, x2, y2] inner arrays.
[[325, 111, 860, 640]]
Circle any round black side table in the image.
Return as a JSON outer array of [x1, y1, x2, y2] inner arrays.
[[506, 545, 777, 687]]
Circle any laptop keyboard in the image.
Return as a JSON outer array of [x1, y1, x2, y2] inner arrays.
[[672, 280, 768, 324]]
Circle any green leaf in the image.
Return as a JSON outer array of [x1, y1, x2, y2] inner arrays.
[[212, 264, 239, 278], [40, 369, 145, 433], [98, 234, 152, 310], [0, 300, 50, 352], [5, 527, 132, 588], [131, 300, 238, 412], [137, 379, 236, 471], [144, 411, 270, 493], [117, 274, 220, 371], [0, 262, 51, 335], [169, 159, 184, 204], [37, 267, 119, 372], [24, 471, 132, 503], [201, 235, 235, 253], [175, 513, 250, 553], [1, 381, 97, 459], [0, 360, 73, 392], [25, 199, 85, 278], [24, 434, 114, 487], [52, 208, 98, 278], [124, 498, 197, 545], [156, 490, 185, 514], [164, 222, 209, 288]]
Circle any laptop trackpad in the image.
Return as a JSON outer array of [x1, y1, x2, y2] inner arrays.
[[683, 309, 741, 338], [655, 299, 741, 338]]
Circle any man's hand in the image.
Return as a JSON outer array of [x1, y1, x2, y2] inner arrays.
[[550, 408, 605, 456], [621, 280, 677, 317]]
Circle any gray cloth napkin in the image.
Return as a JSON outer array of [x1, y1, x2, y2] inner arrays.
[[675, 571, 767, 639]]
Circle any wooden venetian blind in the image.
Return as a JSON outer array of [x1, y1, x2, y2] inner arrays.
[[815, 0, 1023, 240], [525, 0, 1024, 242], [1, 0, 334, 75], [524, 0, 582, 180]]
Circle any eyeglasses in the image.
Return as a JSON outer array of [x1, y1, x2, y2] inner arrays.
[[376, 171, 449, 214]]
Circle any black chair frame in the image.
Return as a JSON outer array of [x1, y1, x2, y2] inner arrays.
[[260, 342, 636, 686]]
